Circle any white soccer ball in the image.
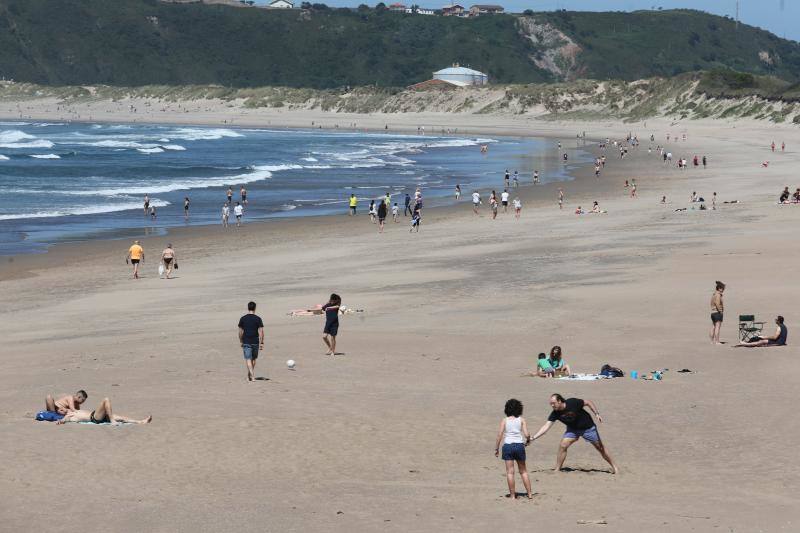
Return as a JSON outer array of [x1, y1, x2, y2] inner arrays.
[[286, 359, 296, 369]]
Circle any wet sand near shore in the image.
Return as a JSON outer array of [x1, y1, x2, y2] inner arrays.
[[1, 115, 799, 533]]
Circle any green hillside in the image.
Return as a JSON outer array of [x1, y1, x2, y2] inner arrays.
[[0, 1, 798, 88]]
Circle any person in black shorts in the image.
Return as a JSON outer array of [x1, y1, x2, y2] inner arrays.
[[183, 197, 190, 220], [530, 394, 618, 474], [322, 293, 341, 355], [238, 301, 265, 381], [56, 397, 151, 425]]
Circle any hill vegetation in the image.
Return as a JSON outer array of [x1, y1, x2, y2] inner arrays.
[[0, 1, 798, 89]]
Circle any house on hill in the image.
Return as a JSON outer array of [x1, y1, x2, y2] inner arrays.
[[468, 4, 503, 16], [389, 2, 407, 12], [441, 4, 465, 16], [433, 64, 488, 86], [267, 0, 294, 7]]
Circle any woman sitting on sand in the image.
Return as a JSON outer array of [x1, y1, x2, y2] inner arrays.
[[548, 346, 572, 376], [590, 201, 607, 214]]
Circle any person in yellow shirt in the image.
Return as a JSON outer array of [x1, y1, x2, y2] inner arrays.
[[349, 194, 358, 216], [126, 240, 145, 279]]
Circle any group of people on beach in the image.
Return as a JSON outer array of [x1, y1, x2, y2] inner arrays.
[[43, 390, 151, 425], [495, 396, 618, 499], [125, 240, 178, 279], [349, 189, 422, 233], [710, 281, 788, 347]]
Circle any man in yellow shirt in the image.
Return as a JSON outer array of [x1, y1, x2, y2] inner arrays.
[[126, 240, 145, 279], [349, 194, 358, 216]]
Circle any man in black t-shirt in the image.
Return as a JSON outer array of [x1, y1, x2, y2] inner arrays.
[[237, 301, 265, 382], [530, 394, 618, 474]]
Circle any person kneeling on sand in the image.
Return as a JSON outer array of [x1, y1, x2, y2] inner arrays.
[[56, 397, 151, 426], [736, 316, 788, 347], [526, 353, 555, 378], [530, 394, 618, 474], [46, 390, 87, 415]]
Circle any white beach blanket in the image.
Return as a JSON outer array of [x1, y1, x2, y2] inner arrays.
[[557, 374, 610, 381]]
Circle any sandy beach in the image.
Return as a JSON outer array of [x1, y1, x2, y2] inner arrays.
[[1, 106, 799, 532]]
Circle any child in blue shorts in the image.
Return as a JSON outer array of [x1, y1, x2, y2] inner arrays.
[[494, 398, 533, 499]]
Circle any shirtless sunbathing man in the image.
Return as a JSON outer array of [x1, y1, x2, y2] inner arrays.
[[46, 390, 87, 415], [56, 397, 151, 426]]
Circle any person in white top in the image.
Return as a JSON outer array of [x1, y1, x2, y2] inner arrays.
[[513, 197, 522, 219], [233, 202, 244, 227], [391, 203, 399, 223], [494, 398, 533, 499], [500, 189, 510, 213], [221, 202, 230, 228], [472, 191, 481, 215]]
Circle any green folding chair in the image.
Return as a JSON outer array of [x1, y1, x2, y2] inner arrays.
[[738, 315, 765, 342]]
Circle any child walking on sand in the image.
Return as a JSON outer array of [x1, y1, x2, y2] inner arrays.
[[322, 293, 342, 355], [494, 399, 533, 500]]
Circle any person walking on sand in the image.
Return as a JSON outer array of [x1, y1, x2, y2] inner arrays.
[[126, 240, 144, 279], [513, 197, 522, 219], [377, 200, 387, 233], [392, 202, 399, 223], [501, 189, 510, 214], [490, 191, 498, 220], [533, 170, 539, 184], [233, 202, 244, 227], [161, 243, 177, 279], [238, 301, 265, 382], [56, 397, 151, 426], [368, 200, 377, 223], [530, 394, 618, 474], [472, 191, 481, 214], [322, 293, 341, 355], [494, 398, 533, 500], [558, 188, 564, 209], [222, 202, 230, 228], [349, 194, 358, 216], [183, 197, 190, 220], [630, 181, 637, 198], [710, 281, 725, 345], [143, 194, 150, 216], [45, 390, 87, 415], [410, 205, 421, 232], [404, 193, 412, 216]]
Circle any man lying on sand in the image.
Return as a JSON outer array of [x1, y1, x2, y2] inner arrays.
[[56, 397, 151, 426], [45, 390, 87, 415], [735, 316, 788, 347]]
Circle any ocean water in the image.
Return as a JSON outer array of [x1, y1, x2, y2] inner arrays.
[[0, 122, 584, 255]]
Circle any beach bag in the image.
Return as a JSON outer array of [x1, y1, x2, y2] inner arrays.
[[158, 263, 165, 277], [35, 410, 64, 422], [600, 364, 624, 378]]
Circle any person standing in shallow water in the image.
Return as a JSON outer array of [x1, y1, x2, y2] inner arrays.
[[494, 398, 533, 500], [710, 281, 725, 345]]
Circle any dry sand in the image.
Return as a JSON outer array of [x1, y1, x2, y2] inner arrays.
[[1, 108, 799, 532]]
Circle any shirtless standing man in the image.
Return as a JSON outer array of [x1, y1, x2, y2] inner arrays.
[[46, 390, 87, 415], [126, 240, 145, 279], [710, 281, 725, 344], [56, 397, 151, 426]]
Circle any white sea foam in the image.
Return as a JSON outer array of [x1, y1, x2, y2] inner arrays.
[[0, 199, 171, 221], [162, 144, 186, 151], [137, 147, 164, 154], [77, 164, 299, 196], [30, 154, 61, 159], [279, 204, 297, 211], [166, 128, 244, 141], [0, 155, 8, 161], [0, 129, 56, 149], [301, 156, 318, 162]]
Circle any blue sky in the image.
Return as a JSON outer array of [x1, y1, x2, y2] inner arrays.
[[315, 0, 800, 42]]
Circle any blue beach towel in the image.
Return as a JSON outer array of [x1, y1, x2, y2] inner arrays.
[[35, 411, 64, 422]]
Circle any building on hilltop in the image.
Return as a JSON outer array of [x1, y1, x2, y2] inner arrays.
[[389, 2, 407, 11], [468, 4, 504, 16], [433, 64, 488, 86], [267, 0, 294, 7], [441, 4, 466, 16]]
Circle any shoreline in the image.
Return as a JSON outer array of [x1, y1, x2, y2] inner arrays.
[[0, 120, 599, 279]]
